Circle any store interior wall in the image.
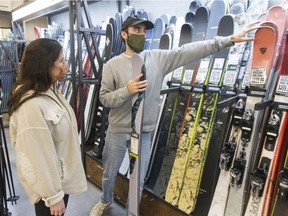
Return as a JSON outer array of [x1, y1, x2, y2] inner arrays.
[[50, 1, 193, 31], [50, 0, 283, 33]]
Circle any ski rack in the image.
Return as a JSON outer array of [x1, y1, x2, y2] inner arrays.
[[160, 86, 182, 95], [69, 0, 105, 163], [0, 40, 20, 215], [217, 91, 247, 108]]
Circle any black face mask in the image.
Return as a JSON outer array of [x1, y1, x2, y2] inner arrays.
[[127, 33, 145, 53]]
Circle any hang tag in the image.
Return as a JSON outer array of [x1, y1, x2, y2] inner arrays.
[[130, 132, 139, 158]]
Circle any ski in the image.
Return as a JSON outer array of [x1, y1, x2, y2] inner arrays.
[[224, 25, 277, 216], [163, 5, 210, 206], [144, 27, 174, 182], [201, 11, 251, 216], [149, 22, 193, 198], [271, 139, 288, 216], [150, 18, 165, 50], [128, 54, 146, 216], [177, 13, 233, 215]]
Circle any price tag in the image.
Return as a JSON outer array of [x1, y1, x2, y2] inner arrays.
[[276, 75, 288, 94], [251, 67, 266, 86]]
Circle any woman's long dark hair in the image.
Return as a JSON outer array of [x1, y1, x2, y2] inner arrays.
[[8, 38, 62, 115]]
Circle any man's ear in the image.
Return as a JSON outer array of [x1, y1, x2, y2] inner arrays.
[[121, 31, 128, 40]]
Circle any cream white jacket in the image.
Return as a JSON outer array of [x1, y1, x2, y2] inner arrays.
[[9, 88, 87, 206]]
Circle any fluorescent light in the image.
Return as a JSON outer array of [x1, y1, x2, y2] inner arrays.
[[12, 0, 66, 21]]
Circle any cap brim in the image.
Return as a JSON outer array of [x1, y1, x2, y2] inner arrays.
[[131, 20, 154, 30]]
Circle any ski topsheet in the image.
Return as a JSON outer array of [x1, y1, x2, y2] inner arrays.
[[128, 54, 146, 216], [201, 11, 251, 216], [152, 22, 193, 198], [177, 13, 232, 215], [164, 5, 209, 206], [145, 19, 191, 194]]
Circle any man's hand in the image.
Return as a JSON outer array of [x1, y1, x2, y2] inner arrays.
[[231, 21, 261, 43], [127, 73, 148, 94], [50, 199, 65, 216]]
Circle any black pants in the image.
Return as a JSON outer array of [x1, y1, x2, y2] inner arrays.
[[34, 194, 69, 216]]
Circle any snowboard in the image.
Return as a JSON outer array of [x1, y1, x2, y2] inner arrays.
[[128, 54, 146, 216]]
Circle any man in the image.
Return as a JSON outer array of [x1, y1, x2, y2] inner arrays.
[[90, 15, 259, 216]]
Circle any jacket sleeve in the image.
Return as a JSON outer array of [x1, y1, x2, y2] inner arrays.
[[148, 36, 234, 76], [10, 101, 64, 207], [99, 63, 132, 108]]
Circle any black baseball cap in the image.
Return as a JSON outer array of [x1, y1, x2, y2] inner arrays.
[[121, 15, 154, 31]]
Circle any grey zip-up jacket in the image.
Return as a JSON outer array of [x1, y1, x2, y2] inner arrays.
[[100, 36, 234, 133], [9, 88, 87, 206]]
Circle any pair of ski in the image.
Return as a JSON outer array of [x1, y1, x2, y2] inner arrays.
[[144, 13, 193, 194]]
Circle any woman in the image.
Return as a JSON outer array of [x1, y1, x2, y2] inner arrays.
[[8, 38, 87, 216]]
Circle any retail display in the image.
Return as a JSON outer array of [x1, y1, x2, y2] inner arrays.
[[8, 0, 288, 215]]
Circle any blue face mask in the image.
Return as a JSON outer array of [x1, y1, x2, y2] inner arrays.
[[127, 33, 145, 53]]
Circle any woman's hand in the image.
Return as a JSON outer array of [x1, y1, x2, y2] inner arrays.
[[50, 199, 65, 216]]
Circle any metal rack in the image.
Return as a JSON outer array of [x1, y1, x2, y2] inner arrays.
[[0, 40, 19, 216]]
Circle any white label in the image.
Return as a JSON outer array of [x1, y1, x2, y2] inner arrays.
[[276, 75, 288, 94], [223, 70, 237, 86], [251, 67, 266, 85], [172, 66, 183, 80], [196, 59, 210, 83], [209, 68, 222, 84], [213, 58, 225, 69], [182, 69, 194, 84], [227, 53, 240, 65]]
